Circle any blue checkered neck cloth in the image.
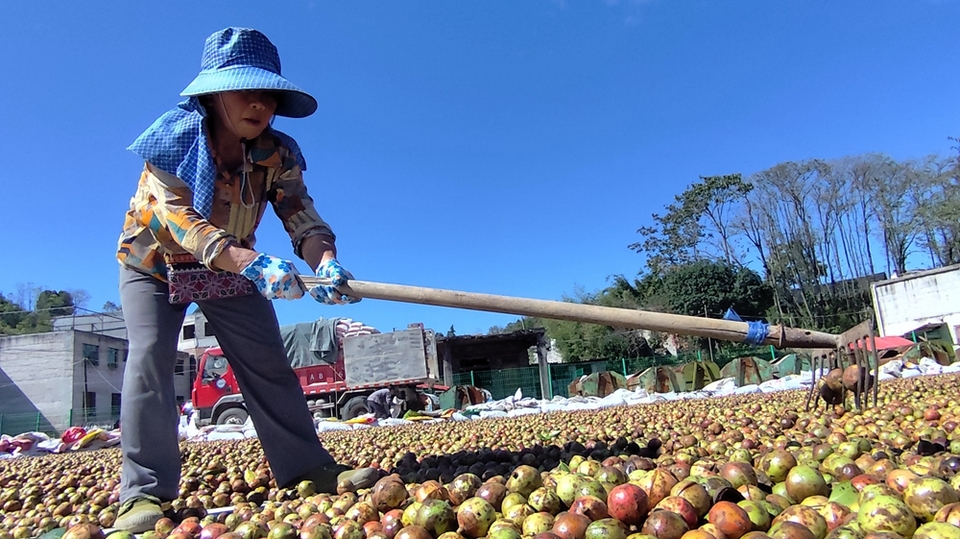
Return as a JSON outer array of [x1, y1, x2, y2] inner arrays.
[[127, 97, 307, 218]]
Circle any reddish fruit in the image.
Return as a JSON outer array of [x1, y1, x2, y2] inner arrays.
[[200, 524, 231, 539], [607, 483, 649, 526], [708, 501, 752, 539], [640, 510, 689, 539], [655, 496, 699, 528], [552, 512, 591, 539], [570, 496, 609, 521], [394, 527, 432, 539]]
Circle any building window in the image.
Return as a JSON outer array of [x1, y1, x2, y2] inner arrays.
[[84, 391, 97, 410], [183, 325, 196, 340], [204, 322, 215, 337], [82, 344, 100, 366], [111, 393, 121, 415], [175, 357, 185, 375], [107, 348, 119, 369]]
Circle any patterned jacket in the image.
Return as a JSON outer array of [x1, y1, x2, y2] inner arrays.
[[117, 133, 334, 281]]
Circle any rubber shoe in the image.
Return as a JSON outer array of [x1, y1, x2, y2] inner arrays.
[[114, 495, 165, 533], [337, 466, 378, 489], [298, 463, 379, 494]]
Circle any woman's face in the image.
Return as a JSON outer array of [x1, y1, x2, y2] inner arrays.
[[213, 90, 278, 140]]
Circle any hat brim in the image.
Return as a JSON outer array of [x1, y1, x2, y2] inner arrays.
[[180, 66, 317, 118]]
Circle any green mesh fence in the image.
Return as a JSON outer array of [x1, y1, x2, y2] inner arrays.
[[454, 366, 542, 401], [454, 344, 780, 401], [0, 407, 121, 437]]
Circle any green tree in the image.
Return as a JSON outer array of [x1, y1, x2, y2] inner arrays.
[[655, 260, 773, 320], [0, 294, 26, 334], [0, 289, 77, 335], [630, 174, 754, 273], [36, 290, 75, 317]]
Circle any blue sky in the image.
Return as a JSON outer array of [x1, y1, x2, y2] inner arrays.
[[1, 1, 958, 336]]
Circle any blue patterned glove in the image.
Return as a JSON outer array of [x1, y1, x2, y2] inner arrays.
[[309, 259, 361, 305], [239, 253, 306, 301]]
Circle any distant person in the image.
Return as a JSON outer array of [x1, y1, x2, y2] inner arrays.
[[114, 28, 374, 532], [366, 387, 397, 419]]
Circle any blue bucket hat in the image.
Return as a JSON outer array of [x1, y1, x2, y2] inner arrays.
[[180, 27, 317, 118], [127, 27, 311, 218]]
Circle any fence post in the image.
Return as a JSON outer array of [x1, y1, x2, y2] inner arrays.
[[621, 358, 627, 376], [68, 408, 73, 427], [770, 345, 776, 361], [547, 364, 554, 399], [35, 413, 41, 432], [470, 371, 475, 387], [0, 414, 4, 435]]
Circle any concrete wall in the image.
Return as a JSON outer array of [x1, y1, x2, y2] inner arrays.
[[872, 265, 960, 345], [0, 332, 74, 433]]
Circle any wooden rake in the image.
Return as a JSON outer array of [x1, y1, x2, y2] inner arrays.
[[298, 277, 841, 349]]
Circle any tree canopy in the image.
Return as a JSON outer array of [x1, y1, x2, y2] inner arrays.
[[490, 142, 959, 362], [0, 289, 78, 335]]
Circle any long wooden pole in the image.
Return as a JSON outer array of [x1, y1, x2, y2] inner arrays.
[[301, 278, 840, 349]]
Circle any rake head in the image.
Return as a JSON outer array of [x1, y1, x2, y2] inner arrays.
[[806, 319, 880, 412]]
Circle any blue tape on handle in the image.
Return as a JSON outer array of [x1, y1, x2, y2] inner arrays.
[[744, 320, 769, 345]]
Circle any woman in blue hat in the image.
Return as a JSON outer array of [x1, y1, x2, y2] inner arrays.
[[115, 27, 376, 532]]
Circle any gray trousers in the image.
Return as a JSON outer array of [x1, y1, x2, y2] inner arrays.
[[118, 267, 334, 503]]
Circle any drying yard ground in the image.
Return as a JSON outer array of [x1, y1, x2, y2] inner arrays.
[[4, 374, 960, 538]]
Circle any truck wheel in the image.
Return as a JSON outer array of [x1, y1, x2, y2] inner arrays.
[[340, 396, 369, 421], [216, 407, 249, 426]]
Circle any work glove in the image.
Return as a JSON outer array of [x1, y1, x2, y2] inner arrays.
[[309, 258, 361, 305], [240, 253, 307, 300]]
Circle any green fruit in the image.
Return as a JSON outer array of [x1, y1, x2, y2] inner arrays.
[[486, 526, 522, 539], [577, 480, 607, 501], [267, 523, 297, 539], [761, 450, 798, 484], [528, 487, 562, 514], [856, 494, 917, 537], [738, 500, 771, 531], [784, 466, 829, 503], [501, 493, 527, 513], [829, 481, 858, 509], [402, 502, 422, 527], [456, 497, 496, 539], [556, 474, 584, 507], [903, 477, 960, 522], [416, 500, 456, 536], [506, 466, 543, 498], [521, 513, 555, 536], [584, 519, 628, 539], [824, 525, 863, 539], [298, 480, 317, 498], [915, 522, 960, 539]]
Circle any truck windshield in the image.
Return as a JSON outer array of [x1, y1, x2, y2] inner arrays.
[[203, 355, 230, 380]]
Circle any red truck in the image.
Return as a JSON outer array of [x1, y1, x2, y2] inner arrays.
[[190, 321, 444, 425]]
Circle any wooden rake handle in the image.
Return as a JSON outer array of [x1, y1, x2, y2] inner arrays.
[[300, 277, 840, 349]]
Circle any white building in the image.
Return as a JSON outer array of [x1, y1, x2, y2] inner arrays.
[[871, 264, 960, 346], [0, 322, 194, 435], [178, 309, 219, 359]]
